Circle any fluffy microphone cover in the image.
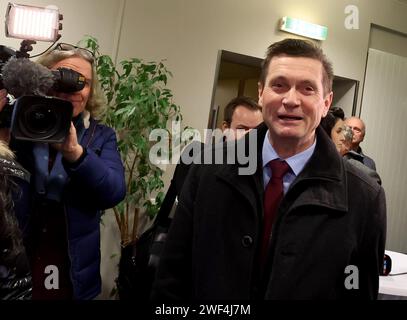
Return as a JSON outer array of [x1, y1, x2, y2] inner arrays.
[[1, 57, 55, 97]]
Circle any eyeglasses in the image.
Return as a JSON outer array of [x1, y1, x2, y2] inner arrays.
[[53, 42, 95, 62]]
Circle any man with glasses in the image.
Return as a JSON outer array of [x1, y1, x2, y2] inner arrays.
[[344, 116, 377, 171]]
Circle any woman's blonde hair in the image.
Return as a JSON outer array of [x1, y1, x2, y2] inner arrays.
[[36, 46, 106, 118]]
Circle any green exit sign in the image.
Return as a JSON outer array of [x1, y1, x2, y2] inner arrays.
[[280, 16, 328, 41]]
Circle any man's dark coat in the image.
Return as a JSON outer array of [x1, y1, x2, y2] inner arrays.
[[153, 122, 386, 300]]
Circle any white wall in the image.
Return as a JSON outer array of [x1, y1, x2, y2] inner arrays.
[[370, 24, 407, 58]]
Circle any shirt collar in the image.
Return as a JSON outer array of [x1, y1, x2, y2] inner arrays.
[[262, 130, 317, 176]]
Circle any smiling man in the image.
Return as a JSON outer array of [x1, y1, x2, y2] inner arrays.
[[153, 39, 386, 300]]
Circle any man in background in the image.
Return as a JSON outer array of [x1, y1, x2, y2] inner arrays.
[[221, 96, 263, 141], [345, 116, 376, 170]]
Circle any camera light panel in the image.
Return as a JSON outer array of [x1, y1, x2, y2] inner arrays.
[[5, 3, 60, 42]]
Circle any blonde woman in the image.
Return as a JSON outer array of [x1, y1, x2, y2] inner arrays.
[[0, 44, 126, 300]]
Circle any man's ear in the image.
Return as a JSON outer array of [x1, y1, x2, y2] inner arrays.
[[258, 82, 264, 106], [322, 91, 334, 117], [221, 121, 229, 132]]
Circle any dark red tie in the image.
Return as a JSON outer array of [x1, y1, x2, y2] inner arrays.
[[260, 159, 290, 267]]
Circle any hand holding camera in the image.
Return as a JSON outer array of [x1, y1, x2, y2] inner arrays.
[[51, 122, 84, 163]]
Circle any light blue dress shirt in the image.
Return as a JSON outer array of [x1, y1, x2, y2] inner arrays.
[[262, 131, 316, 194]]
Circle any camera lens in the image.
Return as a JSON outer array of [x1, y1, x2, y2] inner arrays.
[[11, 95, 73, 143], [19, 104, 60, 139]]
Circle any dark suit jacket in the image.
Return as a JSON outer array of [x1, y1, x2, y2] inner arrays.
[[357, 147, 376, 171], [152, 123, 386, 300], [344, 151, 381, 185]]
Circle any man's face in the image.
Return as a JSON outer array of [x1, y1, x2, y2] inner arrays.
[[344, 118, 365, 145], [222, 105, 263, 140], [258, 56, 332, 154]]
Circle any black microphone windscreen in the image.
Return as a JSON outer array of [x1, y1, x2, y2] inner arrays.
[[1, 57, 55, 97]]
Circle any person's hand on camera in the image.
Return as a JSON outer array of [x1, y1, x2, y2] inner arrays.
[[52, 122, 84, 163]]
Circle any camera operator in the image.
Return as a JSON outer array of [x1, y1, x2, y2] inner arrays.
[[0, 44, 126, 300]]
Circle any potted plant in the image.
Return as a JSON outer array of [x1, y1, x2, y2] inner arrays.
[[80, 36, 187, 298]]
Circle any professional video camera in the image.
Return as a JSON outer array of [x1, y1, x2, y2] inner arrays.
[[0, 3, 85, 143]]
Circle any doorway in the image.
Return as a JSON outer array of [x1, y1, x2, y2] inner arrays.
[[208, 49, 359, 131]]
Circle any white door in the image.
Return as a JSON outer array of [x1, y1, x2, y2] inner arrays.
[[361, 48, 407, 253]]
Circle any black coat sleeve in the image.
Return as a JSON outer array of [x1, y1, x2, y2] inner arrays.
[[359, 186, 386, 299], [151, 164, 200, 300]]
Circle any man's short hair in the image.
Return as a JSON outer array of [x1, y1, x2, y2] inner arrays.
[[259, 38, 334, 95], [223, 96, 262, 126]]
